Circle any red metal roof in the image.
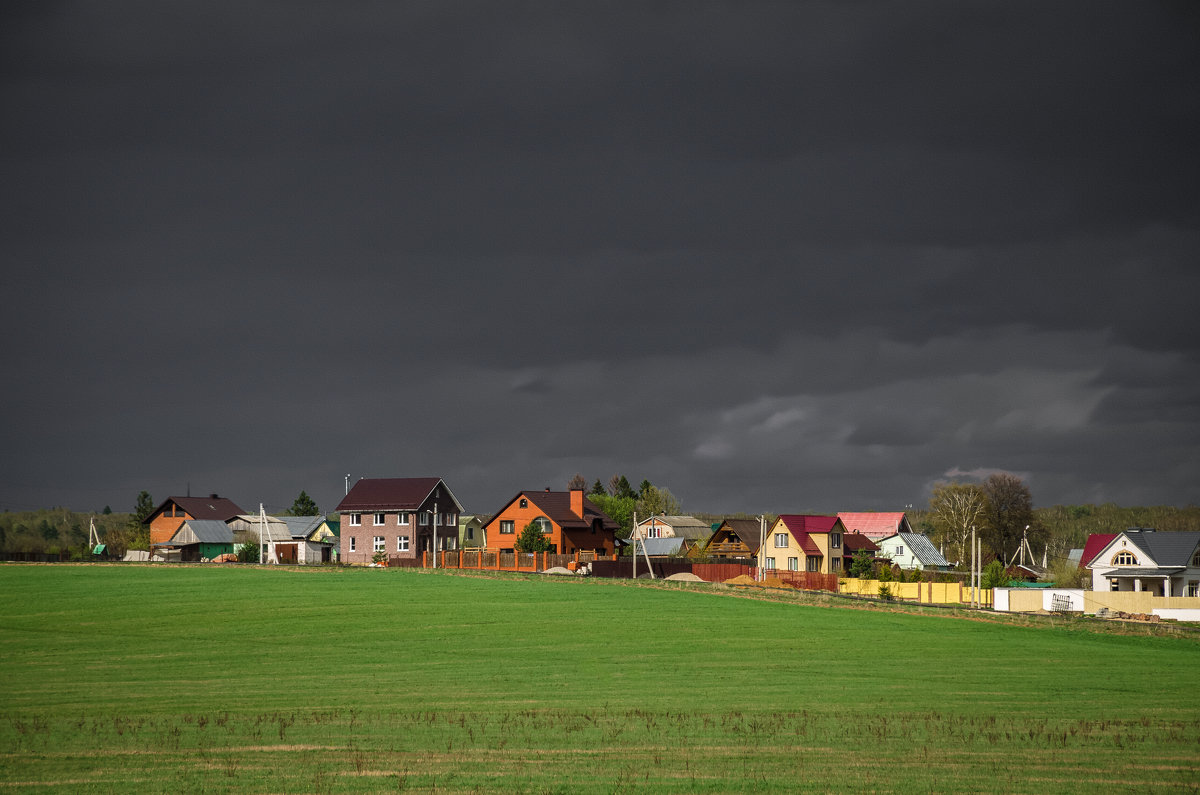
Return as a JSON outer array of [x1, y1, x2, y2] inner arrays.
[[1079, 533, 1118, 568], [335, 478, 460, 512], [778, 515, 845, 556], [836, 512, 910, 540]]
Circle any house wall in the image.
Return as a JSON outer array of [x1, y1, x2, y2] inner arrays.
[[485, 500, 561, 553], [149, 503, 189, 546], [762, 520, 835, 574], [340, 511, 422, 565]]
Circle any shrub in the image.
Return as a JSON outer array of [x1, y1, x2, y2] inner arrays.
[[877, 582, 895, 602], [236, 543, 260, 564]]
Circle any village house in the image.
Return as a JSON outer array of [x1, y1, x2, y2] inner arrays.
[[1087, 529, 1200, 596], [874, 531, 953, 572], [161, 519, 235, 562], [483, 487, 617, 557], [146, 494, 245, 548], [458, 514, 488, 548], [761, 514, 849, 574], [704, 518, 764, 560], [631, 514, 712, 544], [336, 477, 463, 565], [841, 531, 880, 571], [836, 512, 914, 543]]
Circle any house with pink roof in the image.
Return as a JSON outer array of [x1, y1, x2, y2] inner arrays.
[[837, 512, 913, 542], [762, 514, 849, 575]]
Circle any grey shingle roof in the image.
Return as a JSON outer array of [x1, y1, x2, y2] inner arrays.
[[282, 515, 325, 539], [634, 537, 687, 556], [1125, 530, 1200, 567], [898, 532, 951, 567]]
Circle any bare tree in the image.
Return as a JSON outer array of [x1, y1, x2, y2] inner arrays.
[[567, 473, 587, 491], [928, 482, 988, 565]]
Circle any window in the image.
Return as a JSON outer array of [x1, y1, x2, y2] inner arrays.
[[831, 533, 841, 549], [398, 512, 410, 525], [349, 537, 356, 552], [896, 546, 905, 557], [373, 536, 385, 552], [419, 512, 429, 526], [349, 513, 361, 527], [647, 525, 661, 538], [467, 526, 474, 540], [774, 532, 788, 548], [520, 498, 528, 509], [807, 557, 820, 572], [788, 557, 798, 571], [397, 535, 409, 552], [765, 557, 776, 570], [832, 558, 842, 571], [445, 513, 456, 527], [1188, 581, 1198, 597], [1113, 551, 1138, 565], [536, 517, 552, 534], [500, 520, 515, 534], [1110, 578, 1119, 591], [374, 513, 386, 526], [1192, 550, 1200, 567]]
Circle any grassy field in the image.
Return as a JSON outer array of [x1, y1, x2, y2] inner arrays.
[[0, 565, 1197, 793]]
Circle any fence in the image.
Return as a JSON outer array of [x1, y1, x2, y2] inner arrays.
[[839, 577, 994, 607]]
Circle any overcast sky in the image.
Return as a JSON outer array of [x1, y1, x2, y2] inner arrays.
[[2, 2, 1198, 518]]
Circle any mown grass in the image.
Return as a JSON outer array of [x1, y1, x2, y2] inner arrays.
[[0, 564, 1197, 793]]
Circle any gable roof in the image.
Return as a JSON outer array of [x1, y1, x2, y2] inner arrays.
[[836, 512, 911, 541], [335, 477, 463, 513], [710, 518, 765, 553], [776, 515, 846, 556], [154, 495, 244, 523], [490, 490, 619, 532], [879, 532, 952, 567], [1078, 533, 1118, 568], [636, 537, 689, 556], [170, 519, 234, 545], [1118, 529, 1200, 568], [281, 515, 326, 539], [637, 515, 712, 540]]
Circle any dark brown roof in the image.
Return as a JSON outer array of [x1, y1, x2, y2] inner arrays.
[[335, 478, 462, 512], [496, 490, 618, 531], [156, 495, 244, 523], [842, 532, 879, 553], [714, 518, 764, 553]]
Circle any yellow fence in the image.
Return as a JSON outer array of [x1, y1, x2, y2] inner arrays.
[[839, 578, 992, 608]]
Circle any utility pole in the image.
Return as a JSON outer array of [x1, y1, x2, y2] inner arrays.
[[758, 515, 766, 582]]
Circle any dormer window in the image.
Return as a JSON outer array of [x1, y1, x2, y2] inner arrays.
[[1192, 550, 1200, 567], [1113, 551, 1138, 566], [520, 498, 528, 509]]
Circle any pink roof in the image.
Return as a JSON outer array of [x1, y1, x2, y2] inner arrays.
[[1079, 533, 1117, 568], [837, 512, 910, 541]]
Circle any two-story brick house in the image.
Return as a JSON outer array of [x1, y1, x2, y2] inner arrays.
[[484, 488, 617, 557], [335, 477, 463, 565]]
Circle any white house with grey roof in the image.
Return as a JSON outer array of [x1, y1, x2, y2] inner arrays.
[[874, 531, 953, 572], [631, 515, 713, 542], [1087, 529, 1200, 597]]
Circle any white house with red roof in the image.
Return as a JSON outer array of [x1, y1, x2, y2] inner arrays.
[[335, 477, 463, 565], [761, 514, 849, 575]]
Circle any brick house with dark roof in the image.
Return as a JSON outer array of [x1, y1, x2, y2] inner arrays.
[[146, 494, 245, 547], [483, 488, 617, 556], [335, 477, 463, 565]]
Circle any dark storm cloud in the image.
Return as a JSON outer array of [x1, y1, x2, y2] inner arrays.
[[1, 2, 1197, 515]]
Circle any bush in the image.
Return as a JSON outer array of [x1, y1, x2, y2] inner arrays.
[[877, 582, 895, 602], [981, 559, 1010, 590], [236, 543, 260, 564]]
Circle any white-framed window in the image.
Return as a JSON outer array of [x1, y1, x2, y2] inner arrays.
[[646, 525, 661, 538], [832, 558, 842, 571], [373, 536, 385, 552], [349, 537, 356, 552], [500, 520, 515, 534], [1187, 581, 1198, 597], [1192, 550, 1200, 567], [374, 513, 386, 526], [1113, 551, 1138, 565], [765, 557, 776, 570], [397, 535, 409, 552], [445, 513, 455, 527], [788, 557, 798, 571], [536, 517, 551, 534], [419, 512, 430, 526], [349, 513, 361, 527], [807, 557, 820, 572], [831, 532, 841, 549], [398, 512, 410, 525], [896, 546, 905, 557], [774, 532, 788, 548]]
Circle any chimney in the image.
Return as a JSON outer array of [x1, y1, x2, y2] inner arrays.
[[570, 488, 584, 518]]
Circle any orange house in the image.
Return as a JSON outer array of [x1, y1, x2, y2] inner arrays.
[[484, 488, 617, 556], [147, 494, 245, 547]]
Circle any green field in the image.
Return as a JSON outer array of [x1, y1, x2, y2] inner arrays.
[[0, 566, 1197, 793]]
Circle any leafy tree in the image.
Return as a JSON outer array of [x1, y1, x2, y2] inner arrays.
[[588, 493, 636, 539], [236, 543, 260, 563], [927, 482, 988, 566], [589, 479, 606, 497], [515, 520, 551, 553], [981, 559, 1010, 590], [287, 490, 319, 516], [982, 473, 1035, 563], [608, 475, 636, 500], [133, 491, 155, 524], [635, 484, 681, 518], [567, 474, 587, 491], [849, 550, 874, 579]]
